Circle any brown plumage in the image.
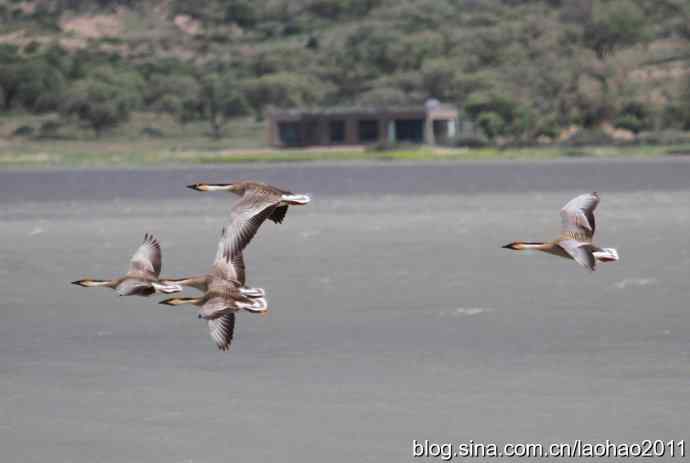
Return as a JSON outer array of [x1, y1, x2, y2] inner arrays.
[[71, 233, 182, 296], [159, 180, 308, 350], [502, 192, 619, 271], [159, 232, 267, 351], [186, 180, 311, 259]]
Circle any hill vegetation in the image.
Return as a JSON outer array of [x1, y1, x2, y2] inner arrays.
[[3, 0, 690, 147]]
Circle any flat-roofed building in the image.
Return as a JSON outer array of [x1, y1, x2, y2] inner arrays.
[[267, 100, 458, 147]]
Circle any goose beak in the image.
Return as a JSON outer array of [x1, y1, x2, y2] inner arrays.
[[502, 243, 516, 250], [187, 184, 203, 191]]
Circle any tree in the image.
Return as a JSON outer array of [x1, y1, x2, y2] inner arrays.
[[477, 112, 505, 141], [0, 45, 22, 110], [583, 0, 648, 59], [200, 72, 249, 138], [562, 1, 651, 127], [61, 67, 144, 135], [147, 74, 202, 124], [356, 87, 414, 106], [420, 59, 459, 100], [241, 72, 329, 119], [16, 61, 66, 112]]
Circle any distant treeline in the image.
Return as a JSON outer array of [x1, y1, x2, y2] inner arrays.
[[3, 0, 690, 141]]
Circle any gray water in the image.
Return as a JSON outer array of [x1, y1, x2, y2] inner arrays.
[[1, 160, 689, 462]]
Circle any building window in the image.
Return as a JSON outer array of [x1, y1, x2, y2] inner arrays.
[[433, 119, 451, 142], [395, 119, 424, 143], [329, 120, 345, 143], [278, 122, 301, 146], [358, 120, 379, 143]]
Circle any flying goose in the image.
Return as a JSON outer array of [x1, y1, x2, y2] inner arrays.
[[502, 192, 619, 271], [159, 228, 263, 296], [159, 233, 268, 351], [186, 180, 310, 258], [72, 233, 183, 296]]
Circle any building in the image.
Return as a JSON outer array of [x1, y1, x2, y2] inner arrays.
[[267, 101, 458, 147]]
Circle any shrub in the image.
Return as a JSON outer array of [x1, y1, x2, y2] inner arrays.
[[61, 70, 142, 135], [13, 125, 35, 137], [141, 127, 164, 137], [477, 111, 505, 140], [453, 134, 490, 148], [241, 72, 329, 118], [560, 128, 613, 147], [200, 72, 250, 138], [614, 114, 642, 134], [39, 120, 62, 138], [15, 61, 66, 112]]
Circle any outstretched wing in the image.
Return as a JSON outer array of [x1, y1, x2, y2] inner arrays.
[[127, 233, 162, 278], [212, 229, 246, 285], [208, 313, 236, 351], [222, 190, 279, 258], [560, 192, 600, 240], [559, 239, 596, 271]]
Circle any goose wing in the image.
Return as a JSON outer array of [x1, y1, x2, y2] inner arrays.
[[222, 190, 280, 258], [212, 230, 246, 285], [127, 233, 162, 278], [559, 239, 596, 271], [208, 313, 236, 351], [560, 192, 599, 240]]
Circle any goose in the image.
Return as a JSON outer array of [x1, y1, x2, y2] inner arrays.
[[502, 192, 619, 271], [159, 224, 266, 296], [186, 181, 310, 257], [159, 232, 268, 351], [71, 233, 183, 296]]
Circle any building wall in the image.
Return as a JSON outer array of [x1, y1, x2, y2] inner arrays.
[[268, 108, 458, 147]]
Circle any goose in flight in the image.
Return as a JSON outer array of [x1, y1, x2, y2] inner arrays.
[[159, 228, 263, 296], [502, 192, 619, 271], [187, 180, 310, 257], [159, 232, 267, 351], [71, 234, 183, 295]]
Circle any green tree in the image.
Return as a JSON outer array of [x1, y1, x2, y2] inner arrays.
[[200, 72, 249, 138], [61, 80, 132, 134], [583, 0, 648, 59], [61, 67, 144, 135], [15, 61, 66, 112], [0, 45, 22, 110], [241, 72, 328, 119], [465, 92, 518, 132], [147, 74, 202, 124], [477, 111, 505, 141]]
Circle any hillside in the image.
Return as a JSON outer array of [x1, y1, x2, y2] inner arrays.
[[2, 0, 690, 145]]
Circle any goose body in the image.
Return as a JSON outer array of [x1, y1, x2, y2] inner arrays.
[[502, 192, 620, 271], [72, 234, 182, 296], [159, 231, 268, 351], [187, 180, 310, 258]]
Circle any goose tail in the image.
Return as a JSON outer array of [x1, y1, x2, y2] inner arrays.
[[239, 287, 266, 298], [237, 297, 268, 314], [593, 248, 619, 263], [281, 193, 311, 205], [152, 282, 183, 294]]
